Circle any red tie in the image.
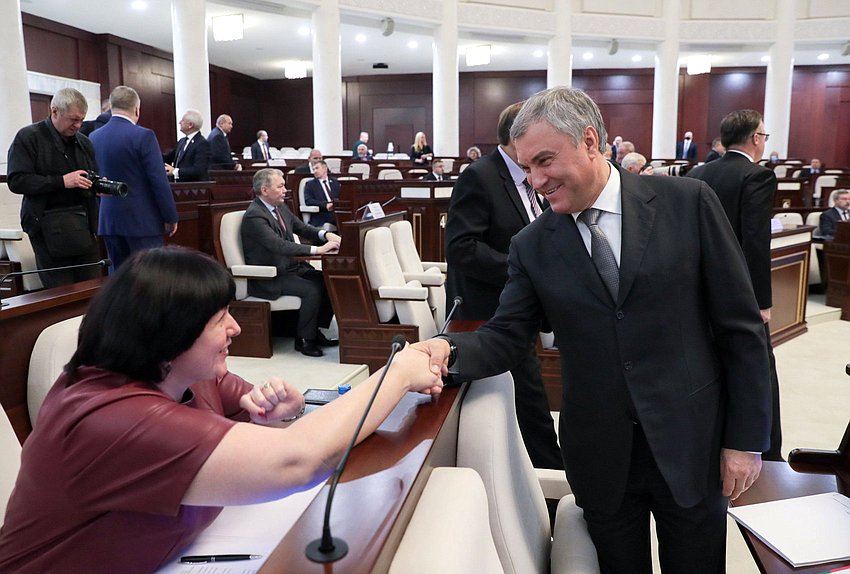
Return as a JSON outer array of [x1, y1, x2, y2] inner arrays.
[[273, 208, 287, 233]]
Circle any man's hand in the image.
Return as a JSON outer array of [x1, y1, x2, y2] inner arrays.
[[760, 308, 771, 324], [410, 338, 451, 378], [235, 163, 243, 171], [316, 241, 339, 255], [326, 202, 334, 211], [63, 170, 93, 189], [325, 232, 341, 244], [164, 164, 175, 176], [165, 222, 179, 237], [720, 448, 762, 500]]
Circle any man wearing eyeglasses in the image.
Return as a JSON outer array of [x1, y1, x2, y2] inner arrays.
[[7, 88, 101, 288], [688, 109, 783, 462]]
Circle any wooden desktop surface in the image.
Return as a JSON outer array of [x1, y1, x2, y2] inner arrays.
[[258, 384, 464, 573]]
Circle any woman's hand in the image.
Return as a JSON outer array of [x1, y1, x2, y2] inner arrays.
[[240, 377, 305, 424], [387, 344, 444, 396]]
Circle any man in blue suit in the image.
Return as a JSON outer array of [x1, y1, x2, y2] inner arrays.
[[90, 86, 179, 272]]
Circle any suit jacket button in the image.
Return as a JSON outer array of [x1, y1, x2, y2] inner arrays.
[[616, 311, 625, 319], [623, 361, 633, 371]]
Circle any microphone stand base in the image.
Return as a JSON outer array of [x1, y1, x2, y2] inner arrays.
[[305, 537, 349, 562]]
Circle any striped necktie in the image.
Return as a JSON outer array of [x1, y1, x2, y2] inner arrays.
[[578, 208, 619, 301], [522, 178, 542, 219]]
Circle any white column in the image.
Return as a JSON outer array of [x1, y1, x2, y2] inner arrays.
[[0, 0, 32, 175], [763, 1, 794, 160], [312, 0, 343, 154], [171, 0, 211, 137], [433, 0, 459, 156], [547, 0, 572, 88], [651, 0, 680, 159]]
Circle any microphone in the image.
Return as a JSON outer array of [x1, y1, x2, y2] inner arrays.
[[306, 334, 407, 563], [0, 259, 111, 308], [439, 296, 463, 335]]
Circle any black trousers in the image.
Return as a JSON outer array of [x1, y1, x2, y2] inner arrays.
[[29, 232, 101, 289], [581, 425, 727, 574], [512, 347, 564, 471], [762, 323, 784, 461], [276, 266, 334, 340]]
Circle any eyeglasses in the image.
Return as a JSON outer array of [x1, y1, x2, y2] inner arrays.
[[754, 132, 770, 141]]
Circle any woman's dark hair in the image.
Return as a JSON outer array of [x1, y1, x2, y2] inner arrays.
[[65, 247, 235, 384]]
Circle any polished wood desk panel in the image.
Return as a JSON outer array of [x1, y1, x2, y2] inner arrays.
[[258, 384, 465, 574], [769, 225, 812, 345], [0, 278, 103, 442]]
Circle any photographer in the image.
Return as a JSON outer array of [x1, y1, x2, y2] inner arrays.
[[90, 86, 178, 272], [7, 88, 101, 288]]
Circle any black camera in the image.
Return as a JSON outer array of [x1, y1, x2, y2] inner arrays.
[[85, 171, 128, 198]]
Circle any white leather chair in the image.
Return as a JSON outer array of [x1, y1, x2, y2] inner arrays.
[[324, 157, 342, 173], [815, 175, 838, 204], [378, 169, 403, 180], [219, 211, 302, 312], [0, 229, 43, 292], [458, 373, 600, 574], [459, 162, 471, 173], [389, 467, 504, 574], [389, 220, 447, 328], [774, 212, 803, 226], [347, 162, 370, 179], [297, 178, 319, 225], [28, 315, 83, 426], [439, 158, 454, 173], [0, 408, 21, 526], [773, 165, 789, 178]]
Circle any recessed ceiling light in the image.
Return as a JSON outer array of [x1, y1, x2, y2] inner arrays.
[[298, 26, 310, 37], [631, 54, 643, 62], [131, 0, 148, 10], [582, 52, 593, 61], [407, 40, 418, 49], [760, 55, 770, 63], [355, 33, 367, 44], [817, 53, 830, 61], [212, 14, 244, 42], [533, 50, 544, 58]]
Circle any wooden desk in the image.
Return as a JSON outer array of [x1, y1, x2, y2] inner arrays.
[[770, 225, 813, 345], [258, 384, 465, 573]]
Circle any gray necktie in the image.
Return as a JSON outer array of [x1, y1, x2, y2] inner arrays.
[[578, 208, 619, 301], [522, 178, 542, 218]]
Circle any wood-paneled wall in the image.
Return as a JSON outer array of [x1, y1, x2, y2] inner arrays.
[[20, 13, 850, 168]]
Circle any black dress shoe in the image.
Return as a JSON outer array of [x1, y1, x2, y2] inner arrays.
[[294, 338, 323, 357], [315, 332, 339, 347]]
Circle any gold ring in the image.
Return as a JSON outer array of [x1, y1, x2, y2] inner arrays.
[[263, 382, 272, 390]]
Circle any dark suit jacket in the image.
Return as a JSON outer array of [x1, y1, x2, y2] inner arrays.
[[818, 206, 846, 239], [676, 140, 698, 160], [422, 172, 447, 181], [240, 198, 323, 300], [798, 167, 824, 179], [250, 141, 270, 161], [90, 116, 178, 237], [445, 148, 539, 320], [688, 151, 775, 309], [7, 119, 99, 236], [162, 134, 210, 182], [704, 149, 722, 163], [207, 127, 236, 170], [294, 163, 314, 174], [79, 110, 112, 137], [303, 178, 341, 227], [449, 165, 771, 514]]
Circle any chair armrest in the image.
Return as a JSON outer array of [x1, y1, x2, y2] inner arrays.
[[551, 495, 600, 573], [376, 286, 429, 300], [300, 205, 320, 213], [0, 229, 24, 240], [402, 272, 445, 286], [537, 468, 572, 500], [421, 261, 447, 273], [230, 264, 277, 278]]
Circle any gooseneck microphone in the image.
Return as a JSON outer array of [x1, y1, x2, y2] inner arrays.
[[0, 259, 111, 308], [439, 296, 463, 335], [305, 334, 408, 563]]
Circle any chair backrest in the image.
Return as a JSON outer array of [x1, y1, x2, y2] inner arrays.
[[438, 158, 454, 173], [390, 220, 446, 328], [773, 165, 789, 178], [298, 178, 313, 224], [364, 227, 404, 322], [324, 157, 342, 173], [347, 162, 370, 179], [395, 280, 438, 341], [28, 315, 83, 426], [0, 229, 44, 292], [459, 162, 471, 173], [0, 408, 21, 525], [378, 169, 403, 180], [815, 175, 838, 199], [220, 211, 249, 299], [806, 211, 822, 228], [774, 212, 803, 226], [458, 372, 551, 574]]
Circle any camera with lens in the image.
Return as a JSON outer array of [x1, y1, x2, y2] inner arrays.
[[85, 171, 128, 198]]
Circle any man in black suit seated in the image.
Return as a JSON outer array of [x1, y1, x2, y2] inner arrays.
[[241, 168, 341, 357], [302, 160, 340, 231], [799, 158, 824, 179], [294, 149, 323, 174], [675, 130, 698, 161], [250, 130, 271, 162], [422, 159, 447, 181], [163, 109, 210, 182], [818, 190, 850, 239], [208, 114, 241, 171]]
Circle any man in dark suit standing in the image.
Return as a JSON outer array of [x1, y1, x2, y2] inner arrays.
[[444, 102, 562, 471], [250, 130, 271, 162], [688, 109, 782, 462], [163, 109, 210, 182], [423, 88, 770, 572], [675, 130, 698, 160], [90, 86, 179, 272], [818, 189, 850, 239], [241, 168, 341, 357], [208, 114, 241, 171], [302, 160, 341, 230]]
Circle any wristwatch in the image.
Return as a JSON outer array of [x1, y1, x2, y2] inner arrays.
[[437, 335, 457, 368]]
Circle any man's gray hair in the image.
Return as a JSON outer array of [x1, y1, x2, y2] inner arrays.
[[510, 87, 608, 154], [252, 168, 283, 196], [51, 88, 88, 115], [109, 86, 140, 112], [183, 109, 203, 130], [621, 152, 647, 171], [216, 114, 231, 127]]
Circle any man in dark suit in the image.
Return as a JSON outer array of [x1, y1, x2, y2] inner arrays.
[[688, 109, 782, 462], [79, 99, 111, 136], [90, 86, 179, 272], [422, 159, 447, 181], [444, 102, 562, 471], [424, 88, 771, 572], [208, 114, 241, 171], [302, 160, 341, 230], [241, 168, 341, 357], [799, 157, 824, 179], [250, 130, 271, 161], [704, 137, 725, 163], [818, 189, 850, 239], [162, 109, 210, 182], [294, 149, 323, 174], [675, 130, 698, 160]]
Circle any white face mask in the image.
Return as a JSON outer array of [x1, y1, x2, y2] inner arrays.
[[770, 155, 779, 162]]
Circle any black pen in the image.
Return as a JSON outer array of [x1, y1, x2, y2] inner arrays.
[[180, 554, 262, 564]]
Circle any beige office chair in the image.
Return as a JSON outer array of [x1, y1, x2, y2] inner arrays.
[[773, 165, 789, 178], [774, 212, 803, 227], [815, 176, 838, 204], [0, 229, 43, 292], [389, 467, 504, 574], [458, 372, 600, 574], [297, 178, 319, 225], [389, 220, 447, 328], [439, 158, 454, 173], [408, 168, 428, 177], [27, 315, 83, 427], [378, 169, 403, 180], [324, 157, 342, 173], [459, 162, 471, 173], [347, 162, 370, 179], [0, 408, 21, 526]]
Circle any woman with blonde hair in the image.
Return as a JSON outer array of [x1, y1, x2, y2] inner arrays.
[[410, 131, 433, 164]]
